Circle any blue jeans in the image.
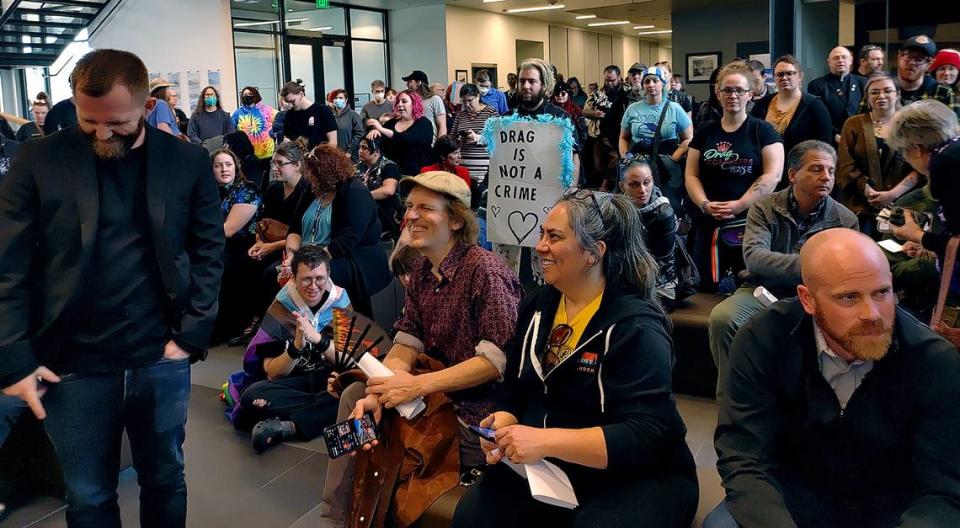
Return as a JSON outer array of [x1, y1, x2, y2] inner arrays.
[[0, 394, 28, 446], [703, 502, 740, 528], [42, 357, 191, 528]]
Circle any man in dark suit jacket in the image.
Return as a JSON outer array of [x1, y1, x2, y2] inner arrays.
[[704, 228, 960, 528], [0, 49, 224, 527], [807, 46, 867, 144]]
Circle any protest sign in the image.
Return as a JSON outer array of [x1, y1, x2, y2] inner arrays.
[[483, 114, 576, 248]]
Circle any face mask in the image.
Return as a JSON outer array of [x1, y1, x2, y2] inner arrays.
[[241, 95, 255, 106], [334, 99, 346, 109], [204, 96, 217, 107], [478, 87, 490, 95], [373, 93, 385, 102]]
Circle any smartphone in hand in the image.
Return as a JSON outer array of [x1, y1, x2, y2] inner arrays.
[[323, 411, 378, 459]]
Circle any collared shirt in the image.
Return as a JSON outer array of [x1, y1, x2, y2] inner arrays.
[[392, 243, 522, 425], [814, 322, 874, 410], [787, 188, 827, 233]]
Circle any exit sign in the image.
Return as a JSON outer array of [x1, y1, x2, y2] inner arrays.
[[316, 0, 329, 7]]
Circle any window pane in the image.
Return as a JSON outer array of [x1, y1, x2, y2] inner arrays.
[[232, 3, 281, 31], [285, 2, 346, 35], [234, 31, 282, 108], [289, 44, 316, 102], [322, 44, 345, 96], [351, 40, 386, 106], [350, 9, 384, 40]]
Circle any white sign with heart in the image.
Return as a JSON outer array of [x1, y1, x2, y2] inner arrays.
[[486, 118, 570, 248]]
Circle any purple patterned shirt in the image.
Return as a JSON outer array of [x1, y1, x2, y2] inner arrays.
[[393, 242, 522, 425]]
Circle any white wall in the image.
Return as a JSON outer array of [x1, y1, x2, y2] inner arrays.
[[88, 0, 238, 112], [445, 6, 656, 90], [445, 6, 550, 89], [390, 5, 448, 90]]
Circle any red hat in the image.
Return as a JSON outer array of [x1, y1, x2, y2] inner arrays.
[[931, 49, 960, 74]]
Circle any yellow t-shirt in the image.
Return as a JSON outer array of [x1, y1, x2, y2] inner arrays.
[[543, 292, 604, 373]]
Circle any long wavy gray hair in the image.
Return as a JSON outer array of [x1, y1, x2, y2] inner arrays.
[[557, 189, 659, 300]]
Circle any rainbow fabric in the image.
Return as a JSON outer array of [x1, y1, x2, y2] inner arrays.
[[231, 102, 278, 159]]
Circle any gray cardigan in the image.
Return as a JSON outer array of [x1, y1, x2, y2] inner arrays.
[[742, 187, 858, 295]]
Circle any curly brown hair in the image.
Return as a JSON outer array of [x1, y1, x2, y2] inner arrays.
[[303, 144, 355, 196]]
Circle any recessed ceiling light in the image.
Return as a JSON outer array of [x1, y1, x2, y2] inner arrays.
[[506, 4, 565, 13], [633, 25, 654, 29], [587, 20, 629, 27], [637, 30, 672, 35], [482, 0, 506, 2], [575, 15, 596, 19]]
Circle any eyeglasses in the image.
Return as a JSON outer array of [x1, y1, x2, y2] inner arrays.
[[899, 54, 929, 65], [719, 87, 751, 97], [297, 276, 328, 288], [774, 71, 798, 79], [272, 160, 296, 168], [565, 188, 609, 231], [868, 88, 897, 96]]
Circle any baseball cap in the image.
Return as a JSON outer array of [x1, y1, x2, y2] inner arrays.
[[627, 62, 647, 74], [902, 35, 937, 58], [401, 70, 429, 84], [641, 66, 668, 84], [930, 49, 960, 74], [399, 171, 471, 208]]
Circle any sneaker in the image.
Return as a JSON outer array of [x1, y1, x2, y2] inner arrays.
[[251, 418, 286, 453]]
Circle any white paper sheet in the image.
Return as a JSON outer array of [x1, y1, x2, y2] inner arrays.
[[356, 354, 425, 419], [878, 239, 904, 253], [501, 458, 579, 509]]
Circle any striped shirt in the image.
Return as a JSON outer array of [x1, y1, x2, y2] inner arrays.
[[452, 105, 499, 183]]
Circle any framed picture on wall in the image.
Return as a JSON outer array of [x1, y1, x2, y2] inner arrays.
[[455, 70, 468, 83], [686, 52, 721, 83]]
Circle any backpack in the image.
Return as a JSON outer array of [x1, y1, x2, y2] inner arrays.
[[673, 237, 699, 301]]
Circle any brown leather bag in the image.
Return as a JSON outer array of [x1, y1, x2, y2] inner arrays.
[[256, 218, 289, 243]]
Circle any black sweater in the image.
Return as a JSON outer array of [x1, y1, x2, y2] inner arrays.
[[751, 92, 833, 155], [381, 117, 434, 176], [498, 284, 696, 489], [716, 299, 960, 528]]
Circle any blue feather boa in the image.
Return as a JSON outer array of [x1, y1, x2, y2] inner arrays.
[[481, 113, 576, 189]]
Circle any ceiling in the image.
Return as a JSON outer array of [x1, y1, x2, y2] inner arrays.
[[0, 0, 113, 67], [230, 0, 676, 42], [444, 0, 674, 42]]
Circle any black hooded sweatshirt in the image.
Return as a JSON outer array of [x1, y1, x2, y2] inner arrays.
[[497, 284, 697, 490]]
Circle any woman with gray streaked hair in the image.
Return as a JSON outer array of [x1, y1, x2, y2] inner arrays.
[[453, 190, 699, 528], [888, 100, 960, 346]]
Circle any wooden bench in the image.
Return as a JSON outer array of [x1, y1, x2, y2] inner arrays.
[[670, 293, 724, 399]]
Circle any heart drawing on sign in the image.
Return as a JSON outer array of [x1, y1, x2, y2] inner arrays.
[[543, 206, 552, 215], [507, 211, 539, 245], [490, 205, 501, 218]]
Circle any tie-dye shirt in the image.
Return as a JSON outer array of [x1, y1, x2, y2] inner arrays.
[[231, 102, 278, 159]]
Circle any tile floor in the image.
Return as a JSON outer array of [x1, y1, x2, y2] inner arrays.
[[3, 345, 723, 528]]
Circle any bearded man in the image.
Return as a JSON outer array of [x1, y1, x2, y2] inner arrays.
[[703, 228, 960, 528], [0, 49, 224, 527]]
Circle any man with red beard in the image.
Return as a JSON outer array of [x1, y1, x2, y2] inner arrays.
[[705, 228, 960, 528], [0, 49, 223, 527]]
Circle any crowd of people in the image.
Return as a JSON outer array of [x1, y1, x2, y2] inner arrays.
[[1, 37, 960, 527]]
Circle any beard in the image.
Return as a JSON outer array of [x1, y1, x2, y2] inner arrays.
[[519, 87, 546, 109], [815, 309, 893, 361], [86, 117, 145, 160]]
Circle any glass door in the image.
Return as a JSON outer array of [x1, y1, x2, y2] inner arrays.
[[284, 35, 352, 103]]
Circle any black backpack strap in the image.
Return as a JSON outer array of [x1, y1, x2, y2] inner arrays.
[[650, 101, 670, 162]]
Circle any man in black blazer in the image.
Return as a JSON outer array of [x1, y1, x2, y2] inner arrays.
[[705, 228, 960, 528], [0, 49, 224, 527], [807, 46, 867, 144]]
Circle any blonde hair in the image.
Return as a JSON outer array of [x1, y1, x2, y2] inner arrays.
[[517, 57, 555, 97], [716, 61, 753, 89], [447, 197, 479, 246]]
